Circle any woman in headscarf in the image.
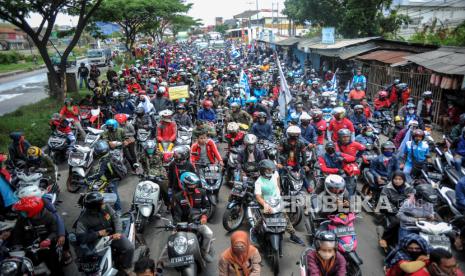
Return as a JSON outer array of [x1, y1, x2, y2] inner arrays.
[[384, 233, 430, 276], [218, 230, 261, 276], [138, 93, 155, 114]]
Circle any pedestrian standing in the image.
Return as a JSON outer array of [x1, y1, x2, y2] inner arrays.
[[77, 62, 89, 90]]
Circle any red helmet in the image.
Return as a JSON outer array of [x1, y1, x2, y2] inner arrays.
[[203, 100, 213, 108], [13, 196, 44, 218], [114, 113, 128, 124], [378, 90, 388, 98]]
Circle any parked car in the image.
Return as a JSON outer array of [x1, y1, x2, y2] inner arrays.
[[52, 51, 77, 67]]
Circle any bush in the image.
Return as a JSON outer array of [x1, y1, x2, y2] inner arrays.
[[0, 51, 26, 64]]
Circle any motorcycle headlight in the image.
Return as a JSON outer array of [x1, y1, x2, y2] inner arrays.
[[172, 236, 188, 255], [138, 183, 156, 196], [342, 241, 354, 252]]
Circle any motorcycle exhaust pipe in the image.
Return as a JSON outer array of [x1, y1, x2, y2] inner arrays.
[[247, 207, 255, 228]]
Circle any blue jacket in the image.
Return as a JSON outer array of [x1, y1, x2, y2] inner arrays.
[[253, 87, 267, 99], [300, 124, 317, 144], [197, 108, 216, 122], [455, 137, 465, 157], [228, 97, 245, 107], [251, 122, 273, 141], [114, 100, 135, 115], [369, 155, 400, 179], [404, 140, 430, 164], [355, 134, 376, 145], [457, 176, 465, 211], [351, 75, 366, 89], [349, 114, 367, 128]]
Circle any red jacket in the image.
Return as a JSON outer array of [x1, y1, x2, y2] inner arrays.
[[59, 106, 79, 121], [127, 83, 142, 94], [190, 139, 223, 165], [318, 152, 356, 174], [389, 86, 398, 103], [312, 120, 327, 145], [374, 98, 391, 110], [157, 121, 177, 142], [225, 131, 245, 148], [328, 118, 354, 142], [401, 89, 411, 105], [336, 141, 366, 157], [50, 119, 72, 134]]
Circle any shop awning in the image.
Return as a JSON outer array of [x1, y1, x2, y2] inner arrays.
[[297, 37, 380, 57], [274, 37, 303, 46], [405, 47, 465, 75], [356, 50, 414, 64]]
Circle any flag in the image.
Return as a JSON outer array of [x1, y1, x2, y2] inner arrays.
[[277, 56, 292, 119], [398, 128, 411, 158], [331, 68, 338, 90], [230, 44, 240, 59], [239, 69, 250, 99]]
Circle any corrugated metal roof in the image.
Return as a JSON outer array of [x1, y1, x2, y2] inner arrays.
[[298, 37, 379, 51], [274, 37, 302, 46], [405, 47, 465, 75], [357, 50, 414, 64], [339, 43, 378, 60]]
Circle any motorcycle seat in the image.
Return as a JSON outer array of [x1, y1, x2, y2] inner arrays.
[[74, 145, 92, 153]]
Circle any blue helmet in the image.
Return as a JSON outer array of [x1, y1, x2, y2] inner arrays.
[[246, 96, 258, 104], [180, 172, 201, 190], [94, 140, 110, 157], [105, 119, 119, 130]]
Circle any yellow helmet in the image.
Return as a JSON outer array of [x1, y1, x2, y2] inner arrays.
[[27, 146, 42, 160], [394, 115, 403, 122]]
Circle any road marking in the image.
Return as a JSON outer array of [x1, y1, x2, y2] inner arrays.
[[0, 93, 22, 103]]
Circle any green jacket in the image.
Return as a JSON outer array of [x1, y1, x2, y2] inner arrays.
[[102, 128, 125, 142], [140, 152, 167, 177]]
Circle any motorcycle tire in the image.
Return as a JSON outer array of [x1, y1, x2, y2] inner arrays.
[[207, 204, 216, 221], [222, 205, 245, 232], [272, 250, 280, 276], [287, 205, 303, 227], [66, 173, 80, 193], [347, 260, 362, 276], [305, 213, 317, 244]]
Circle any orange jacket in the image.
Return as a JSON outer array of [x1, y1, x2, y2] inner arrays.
[[190, 139, 222, 165]]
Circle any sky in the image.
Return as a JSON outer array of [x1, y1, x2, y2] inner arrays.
[[25, 0, 283, 27]]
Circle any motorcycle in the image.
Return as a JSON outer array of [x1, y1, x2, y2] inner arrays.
[[132, 174, 163, 233], [159, 141, 174, 168], [215, 107, 226, 142], [416, 220, 453, 251], [196, 162, 223, 219], [155, 218, 212, 276], [14, 168, 59, 205], [67, 145, 94, 193], [47, 130, 70, 163], [280, 166, 304, 227], [431, 136, 463, 188], [84, 127, 104, 147], [371, 109, 393, 136], [225, 146, 241, 187], [320, 213, 363, 276], [253, 197, 287, 276], [136, 128, 151, 154], [222, 178, 260, 232], [175, 126, 193, 147]]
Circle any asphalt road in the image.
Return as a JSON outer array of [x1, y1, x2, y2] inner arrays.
[[55, 145, 390, 276]]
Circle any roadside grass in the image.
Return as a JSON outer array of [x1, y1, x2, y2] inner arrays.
[[0, 88, 88, 153], [0, 61, 44, 74]]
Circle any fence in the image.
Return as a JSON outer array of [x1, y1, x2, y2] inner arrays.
[[360, 62, 443, 125]]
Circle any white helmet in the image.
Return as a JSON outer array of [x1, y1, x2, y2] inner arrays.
[[324, 174, 346, 198], [227, 122, 240, 133], [16, 185, 44, 199], [150, 77, 157, 84], [159, 109, 173, 117], [332, 107, 346, 115], [244, 134, 258, 145], [160, 81, 167, 87], [300, 112, 311, 121], [408, 120, 419, 127], [158, 86, 166, 93], [286, 125, 302, 137]]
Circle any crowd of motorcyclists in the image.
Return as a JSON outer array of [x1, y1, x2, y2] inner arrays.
[[0, 39, 465, 276]]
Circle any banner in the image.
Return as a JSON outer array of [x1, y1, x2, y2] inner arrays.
[[277, 56, 292, 119], [239, 69, 250, 99], [168, 85, 189, 100], [230, 44, 240, 59]]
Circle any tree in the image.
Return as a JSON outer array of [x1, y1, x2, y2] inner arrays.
[[214, 24, 230, 35], [283, 0, 409, 38], [0, 0, 103, 101], [410, 20, 465, 46], [171, 15, 201, 38]]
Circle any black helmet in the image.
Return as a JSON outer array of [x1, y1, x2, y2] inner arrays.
[[84, 192, 104, 210], [325, 142, 336, 151], [94, 140, 110, 157], [314, 230, 337, 249], [257, 112, 267, 119], [459, 113, 465, 125], [337, 128, 351, 142], [415, 184, 437, 204], [0, 257, 34, 276], [176, 104, 186, 110], [173, 145, 190, 164], [381, 141, 396, 151], [258, 159, 276, 176], [135, 107, 145, 116]]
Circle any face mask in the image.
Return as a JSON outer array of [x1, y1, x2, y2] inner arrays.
[[301, 122, 309, 127], [408, 109, 415, 114], [247, 145, 254, 152], [264, 172, 273, 178], [365, 131, 373, 136], [356, 87, 362, 90], [407, 251, 423, 260], [318, 251, 334, 260], [326, 149, 335, 154], [383, 151, 393, 157]]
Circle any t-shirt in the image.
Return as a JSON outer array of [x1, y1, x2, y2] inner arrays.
[[254, 172, 281, 203], [199, 144, 209, 164]]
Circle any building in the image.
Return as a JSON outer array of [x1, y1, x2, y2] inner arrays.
[[215, 17, 223, 26], [393, 0, 465, 38], [0, 24, 28, 50]]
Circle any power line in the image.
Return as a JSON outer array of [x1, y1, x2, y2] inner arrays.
[[400, 0, 464, 18]]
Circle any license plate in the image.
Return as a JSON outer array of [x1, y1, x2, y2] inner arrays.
[[170, 255, 194, 267], [427, 235, 449, 245], [204, 173, 220, 179], [265, 217, 287, 227], [334, 226, 356, 236], [135, 198, 153, 204], [79, 262, 98, 272], [231, 188, 244, 196]]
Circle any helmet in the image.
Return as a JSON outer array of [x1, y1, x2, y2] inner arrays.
[[408, 120, 419, 127], [257, 112, 267, 119], [246, 97, 258, 104], [415, 184, 437, 204], [325, 142, 336, 151], [176, 104, 186, 111], [354, 105, 363, 111], [17, 185, 43, 199], [159, 109, 173, 119], [94, 140, 110, 157], [157, 87, 166, 94], [312, 80, 319, 85], [258, 159, 276, 176], [412, 129, 425, 139], [13, 196, 44, 218], [227, 122, 239, 133], [337, 128, 351, 141], [114, 113, 127, 124], [394, 115, 403, 123], [459, 113, 465, 125], [324, 175, 346, 197], [422, 91, 432, 98], [244, 134, 258, 145], [286, 125, 301, 138], [150, 77, 157, 84], [105, 119, 119, 130], [83, 192, 104, 210], [135, 107, 145, 116], [173, 145, 190, 164], [180, 172, 201, 190], [206, 85, 213, 92], [64, 97, 73, 105], [143, 140, 156, 155], [312, 109, 323, 120], [0, 257, 34, 276], [397, 83, 408, 91], [381, 141, 396, 151], [300, 112, 311, 121], [203, 100, 213, 108], [394, 79, 401, 85], [407, 103, 416, 109], [230, 102, 240, 109], [26, 146, 42, 161], [314, 230, 337, 250], [378, 90, 388, 98]]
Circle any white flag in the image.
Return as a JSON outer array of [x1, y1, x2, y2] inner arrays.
[[277, 57, 292, 119]]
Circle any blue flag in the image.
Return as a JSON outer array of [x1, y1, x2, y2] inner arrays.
[[239, 70, 250, 99], [231, 45, 240, 59]]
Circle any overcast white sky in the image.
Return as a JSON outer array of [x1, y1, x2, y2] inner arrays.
[[25, 0, 283, 27]]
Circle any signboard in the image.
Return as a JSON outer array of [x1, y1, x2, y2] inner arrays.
[[322, 27, 335, 44], [168, 85, 189, 100]]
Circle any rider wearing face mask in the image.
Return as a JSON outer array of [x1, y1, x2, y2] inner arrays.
[[219, 230, 262, 276], [299, 113, 317, 147], [385, 233, 430, 276], [306, 230, 346, 276], [354, 125, 377, 146], [277, 126, 309, 173], [367, 142, 400, 199], [349, 105, 367, 135], [318, 142, 356, 179], [237, 134, 266, 170], [328, 107, 355, 142], [251, 112, 273, 141]]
